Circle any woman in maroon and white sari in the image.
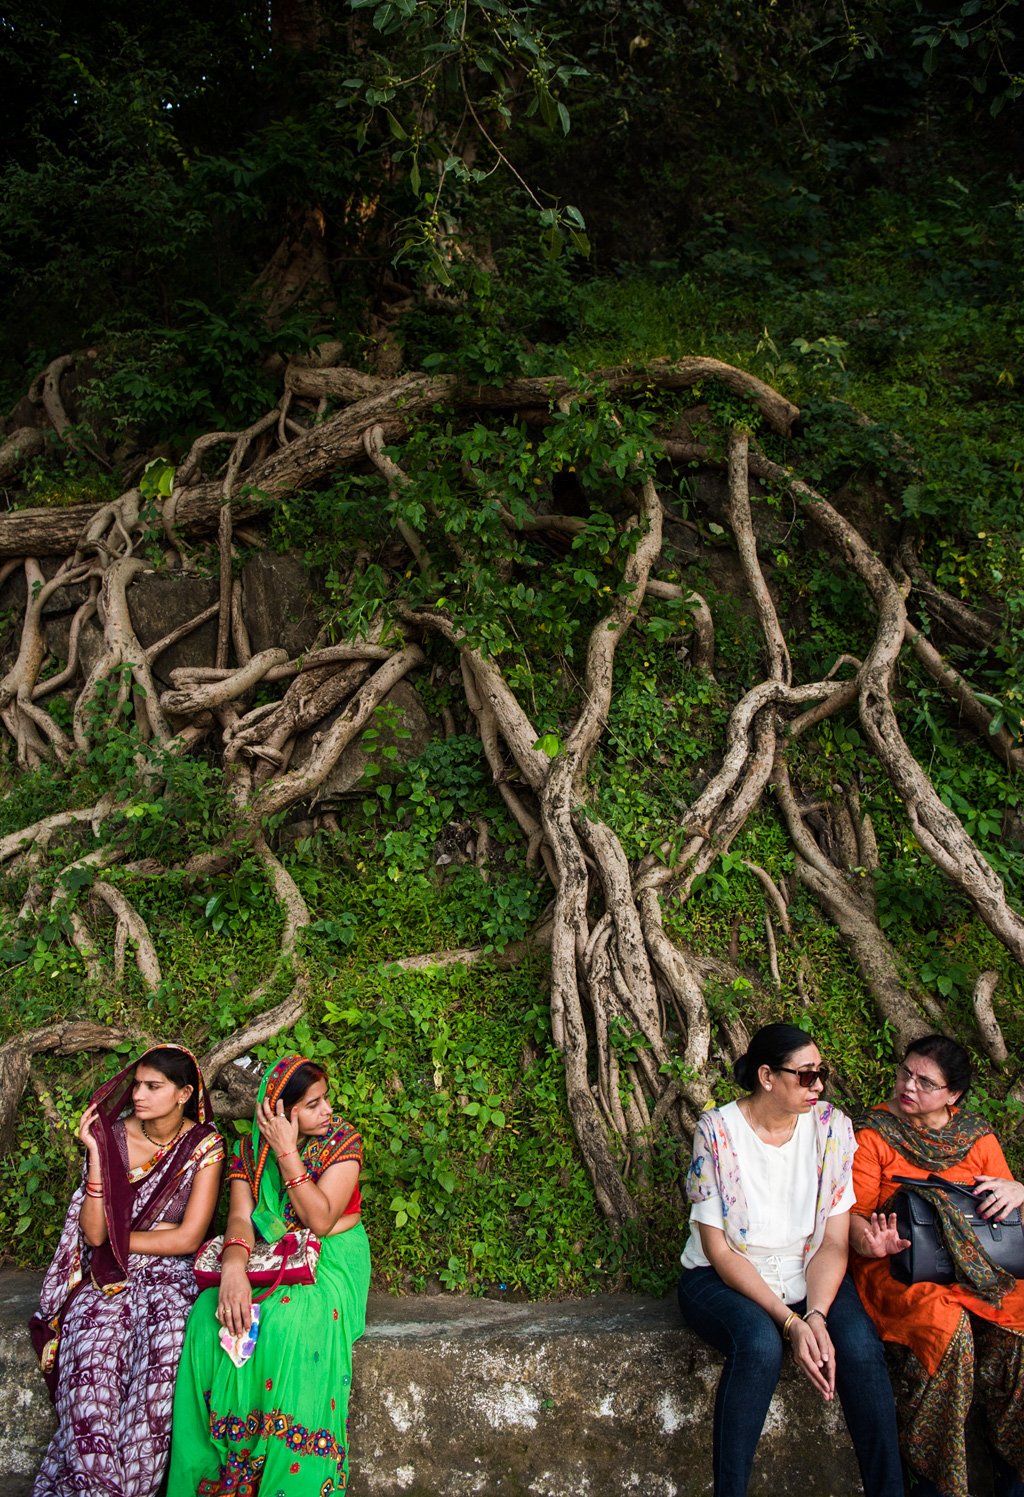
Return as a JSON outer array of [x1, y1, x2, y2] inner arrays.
[[30, 1044, 224, 1497]]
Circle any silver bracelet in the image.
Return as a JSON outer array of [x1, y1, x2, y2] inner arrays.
[[803, 1307, 827, 1323]]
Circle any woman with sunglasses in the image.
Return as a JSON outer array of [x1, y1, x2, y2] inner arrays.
[[849, 1034, 1024, 1497], [677, 1023, 902, 1496]]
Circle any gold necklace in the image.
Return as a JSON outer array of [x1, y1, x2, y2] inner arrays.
[[740, 1099, 798, 1145], [140, 1115, 187, 1152]]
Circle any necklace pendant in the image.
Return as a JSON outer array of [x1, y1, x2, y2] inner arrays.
[[140, 1116, 185, 1152]]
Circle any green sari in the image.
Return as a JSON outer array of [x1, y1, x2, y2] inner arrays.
[[168, 1055, 371, 1496]]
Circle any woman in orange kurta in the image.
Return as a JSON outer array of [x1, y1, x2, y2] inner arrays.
[[850, 1034, 1024, 1497]]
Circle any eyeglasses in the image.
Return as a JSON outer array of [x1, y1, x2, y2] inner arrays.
[[775, 1065, 830, 1087], [896, 1063, 947, 1095]]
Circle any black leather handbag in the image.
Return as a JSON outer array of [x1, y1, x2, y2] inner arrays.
[[890, 1173, 1024, 1285]]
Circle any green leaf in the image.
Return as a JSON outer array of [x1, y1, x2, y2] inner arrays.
[[386, 109, 408, 141], [533, 733, 561, 758]]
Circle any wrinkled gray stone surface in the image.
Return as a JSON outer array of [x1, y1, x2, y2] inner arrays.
[[241, 550, 321, 659], [0, 1277, 887, 1496], [126, 570, 220, 686], [0, 1274, 54, 1494]]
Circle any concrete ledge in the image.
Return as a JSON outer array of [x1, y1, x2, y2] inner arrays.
[[0, 1274, 994, 1495], [348, 1293, 861, 1496]]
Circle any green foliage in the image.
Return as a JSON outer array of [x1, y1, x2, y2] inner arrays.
[[0, 763, 74, 841], [3, 0, 1024, 1289], [19, 450, 123, 511], [911, 0, 1024, 116], [0, 1125, 68, 1257], [275, 388, 659, 673], [80, 303, 324, 441], [339, 0, 590, 276], [589, 638, 726, 858], [0, 0, 595, 389], [285, 959, 676, 1295], [399, 247, 579, 382]]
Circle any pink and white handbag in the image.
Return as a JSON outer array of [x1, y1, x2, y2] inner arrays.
[[193, 1229, 321, 1301]]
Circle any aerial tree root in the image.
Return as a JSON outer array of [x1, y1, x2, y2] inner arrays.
[[750, 448, 1024, 972], [0, 633, 427, 1141], [771, 760, 934, 1050], [0, 1022, 141, 1152], [0, 356, 1021, 1221], [905, 619, 1024, 773]]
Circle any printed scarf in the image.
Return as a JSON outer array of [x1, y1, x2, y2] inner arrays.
[[865, 1105, 1014, 1304]]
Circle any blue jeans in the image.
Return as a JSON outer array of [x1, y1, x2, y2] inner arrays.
[[677, 1268, 904, 1497]]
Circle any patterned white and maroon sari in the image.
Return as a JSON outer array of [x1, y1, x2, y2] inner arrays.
[[30, 1049, 223, 1497]]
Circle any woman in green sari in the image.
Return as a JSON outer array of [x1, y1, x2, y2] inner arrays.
[[168, 1054, 371, 1496]]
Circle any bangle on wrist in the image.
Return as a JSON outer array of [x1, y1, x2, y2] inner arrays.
[[85, 1182, 104, 1198], [804, 1307, 827, 1323], [781, 1311, 797, 1339], [284, 1172, 311, 1190], [220, 1237, 252, 1259]]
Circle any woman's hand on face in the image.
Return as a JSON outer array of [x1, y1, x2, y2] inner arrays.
[[974, 1176, 1024, 1222], [78, 1104, 101, 1161], [256, 1098, 300, 1163], [788, 1316, 836, 1399], [861, 1211, 911, 1258], [216, 1265, 253, 1339]]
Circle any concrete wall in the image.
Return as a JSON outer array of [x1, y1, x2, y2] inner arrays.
[[0, 1274, 991, 1495], [347, 1293, 861, 1496]]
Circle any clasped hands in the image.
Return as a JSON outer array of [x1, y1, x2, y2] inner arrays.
[[786, 1313, 836, 1401]]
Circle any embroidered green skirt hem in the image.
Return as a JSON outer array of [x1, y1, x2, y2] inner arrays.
[[168, 1224, 371, 1497]]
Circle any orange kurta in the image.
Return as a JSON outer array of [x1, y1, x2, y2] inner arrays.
[[851, 1112, 1024, 1375]]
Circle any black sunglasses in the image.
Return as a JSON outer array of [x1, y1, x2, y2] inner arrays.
[[775, 1065, 830, 1087]]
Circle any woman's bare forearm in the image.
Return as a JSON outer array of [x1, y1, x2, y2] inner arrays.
[[286, 1177, 338, 1236], [80, 1190, 108, 1246], [128, 1223, 206, 1256], [700, 1231, 790, 1325], [803, 1238, 847, 1315]]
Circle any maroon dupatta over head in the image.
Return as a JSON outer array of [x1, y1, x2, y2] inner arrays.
[[88, 1042, 215, 1288], [29, 1042, 218, 1397]]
